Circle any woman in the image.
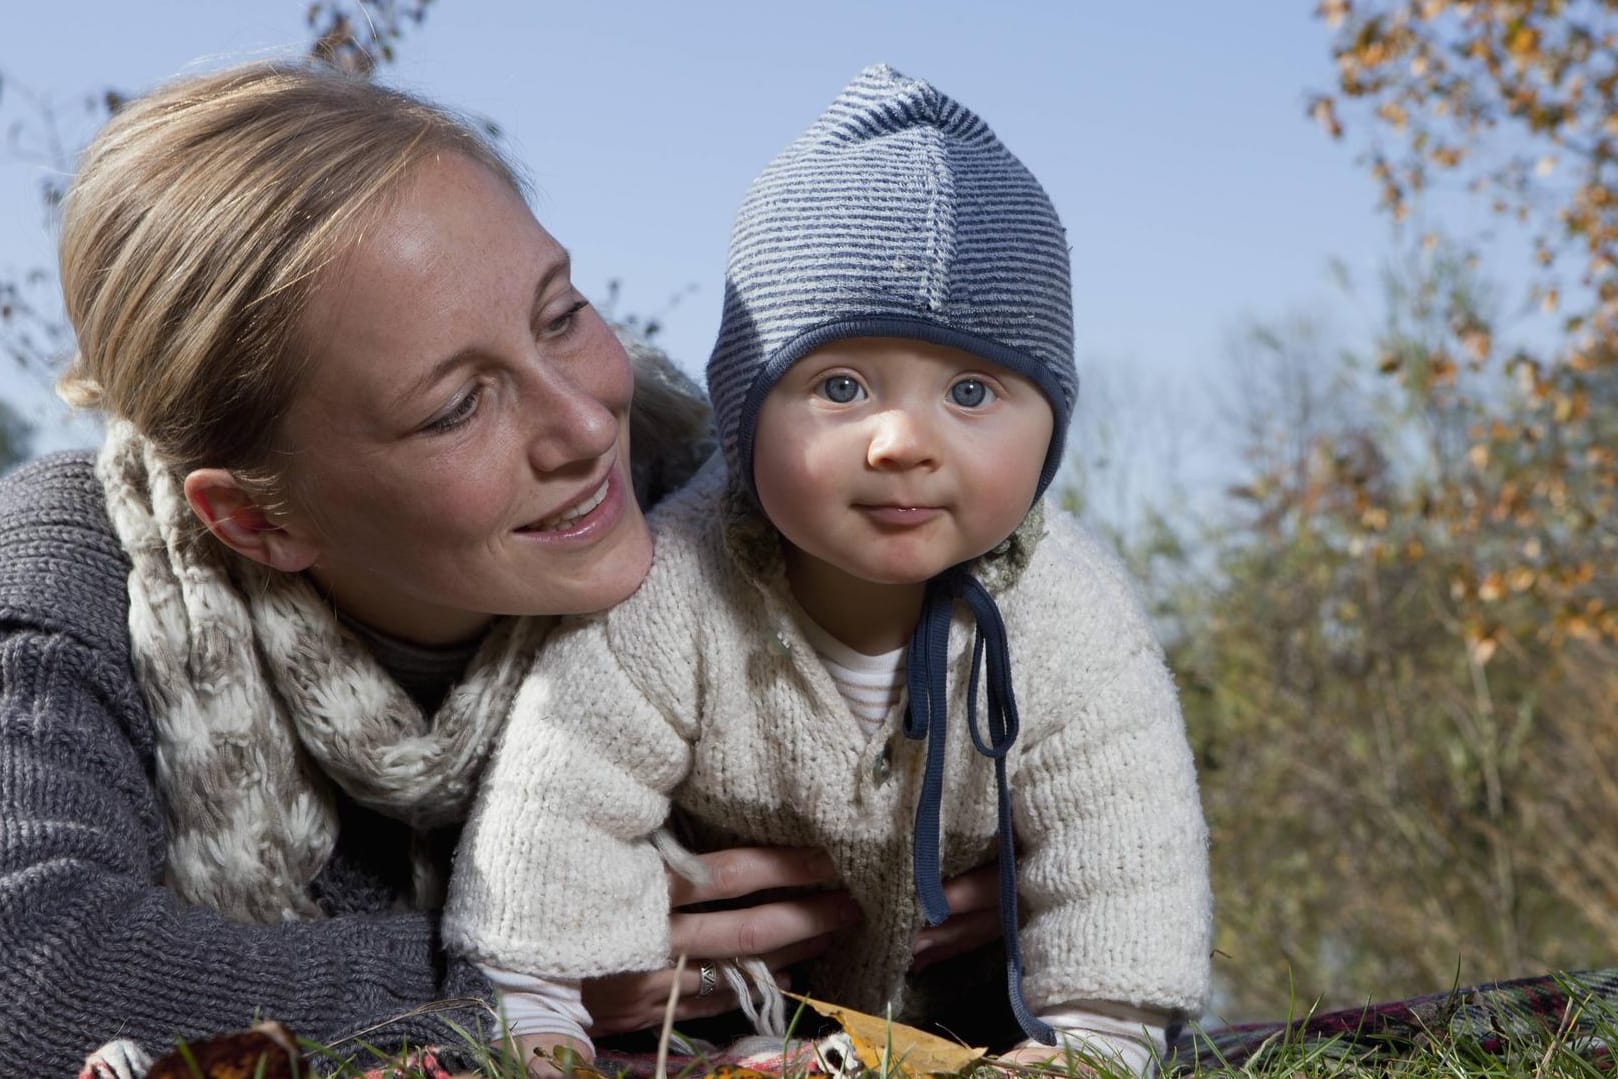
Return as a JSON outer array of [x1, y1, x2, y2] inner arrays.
[[0, 61, 1001, 1076]]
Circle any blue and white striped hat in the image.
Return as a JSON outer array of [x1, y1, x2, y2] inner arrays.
[[707, 63, 1076, 501]]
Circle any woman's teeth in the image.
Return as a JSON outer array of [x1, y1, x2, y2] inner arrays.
[[533, 479, 609, 532]]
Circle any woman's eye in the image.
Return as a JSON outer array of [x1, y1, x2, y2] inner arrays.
[[544, 299, 590, 338], [949, 379, 994, 408], [818, 375, 865, 403], [425, 385, 483, 433]]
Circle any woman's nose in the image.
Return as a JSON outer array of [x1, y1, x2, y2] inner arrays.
[[524, 359, 624, 473], [866, 408, 938, 470]]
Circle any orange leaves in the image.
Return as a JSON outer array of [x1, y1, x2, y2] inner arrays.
[[1319, 0, 1352, 31], [1310, 95, 1345, 138], [1429, 144, 1466, 168], [1551, 386, 1587, 422], [1513, 356, 1545, 398], [145, 1022, 301, 1079], [1507, 565, 1537, 593], [1315, 0, 1618, 387], [1465, 625, 1499, 666], [1458, 324, 1493, 361], [1506, 21, 1541, 58]]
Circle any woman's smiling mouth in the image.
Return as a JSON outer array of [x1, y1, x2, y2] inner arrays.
[[521, 473, 616, 536]]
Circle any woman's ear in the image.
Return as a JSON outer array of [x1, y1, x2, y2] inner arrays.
[[182, 468, 320, 573]]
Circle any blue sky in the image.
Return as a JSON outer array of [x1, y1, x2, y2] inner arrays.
[[0, 2, 1401, 500]]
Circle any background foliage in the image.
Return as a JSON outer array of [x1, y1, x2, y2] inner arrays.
[[1102, 0, 1618, 1018]]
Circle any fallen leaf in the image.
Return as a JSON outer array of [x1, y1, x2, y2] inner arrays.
[[145, 1022, 301, 1079], [785, 992, 986, 1077], [696, 1067, 776, 1079]]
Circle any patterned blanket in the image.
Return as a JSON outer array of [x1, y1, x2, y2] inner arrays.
[[1164, 969, 1618, 1073]]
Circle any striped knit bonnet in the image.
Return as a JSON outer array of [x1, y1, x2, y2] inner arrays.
[[706, 63, 1076, 500], [707, 65, 1075, 1046]]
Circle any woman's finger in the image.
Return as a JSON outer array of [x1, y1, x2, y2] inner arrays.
[[938, 861, 999, 914], [669, 890, 861, 959], [908, 861, 1003, 971], [667, 846, 839, 907], [582, 955, 804, 1037], [911, 907, 1002, 972], [582, 966, 740, 1037], [758, 930, 836, 973]]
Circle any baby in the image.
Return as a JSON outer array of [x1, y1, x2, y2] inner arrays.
[[446, 64, 1211, 1075]]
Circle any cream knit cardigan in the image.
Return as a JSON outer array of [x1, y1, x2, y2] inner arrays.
[[445, 460, 1212, 1021]]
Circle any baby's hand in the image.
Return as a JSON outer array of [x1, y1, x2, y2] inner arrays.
[[510, 1033, 593, 1078]]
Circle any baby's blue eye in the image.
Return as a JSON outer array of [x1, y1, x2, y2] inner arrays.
[[950, 379, 993, 408], [819, 376, 864, 403]]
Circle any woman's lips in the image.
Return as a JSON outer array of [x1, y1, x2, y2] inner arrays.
[[857, 504, 942, 527], [517, 467, 624, 543], [531, 477, 610, 531]]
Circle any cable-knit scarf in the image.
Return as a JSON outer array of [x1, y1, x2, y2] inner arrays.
[[97, 419, 551, 925]]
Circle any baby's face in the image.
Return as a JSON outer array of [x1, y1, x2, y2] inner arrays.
[[752, 336, 1052, 588]]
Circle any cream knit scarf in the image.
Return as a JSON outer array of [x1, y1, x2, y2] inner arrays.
[[97, 419, 549, 926]]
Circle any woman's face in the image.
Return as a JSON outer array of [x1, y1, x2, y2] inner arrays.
[[271, 154, 652, 645]]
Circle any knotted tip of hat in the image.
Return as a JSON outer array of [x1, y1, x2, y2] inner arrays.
[[848, 62, 936, 106], [815, 63, 973, 141]]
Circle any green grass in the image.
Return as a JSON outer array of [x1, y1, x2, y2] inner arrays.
[[285, 1016, 1617, 1079], [148, 980, 1618, 1079]]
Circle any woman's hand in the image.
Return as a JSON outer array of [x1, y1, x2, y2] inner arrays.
[[581, 847, 859, 1037], [910, 861, 1003, 972]]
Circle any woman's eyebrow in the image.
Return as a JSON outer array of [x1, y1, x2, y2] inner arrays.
[[394, 251, 575, 411], [392, 341, 482, 416], [528, 251, 573, 331]]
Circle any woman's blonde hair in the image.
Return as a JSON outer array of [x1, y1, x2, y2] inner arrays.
[[57, 59, 523, 484]]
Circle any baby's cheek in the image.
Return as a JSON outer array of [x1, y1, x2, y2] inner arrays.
[[977, 473, 1042, 542]]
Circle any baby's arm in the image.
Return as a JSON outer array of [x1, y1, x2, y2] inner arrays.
[[482, 967, 593, 1077], [1010, 1000, 1171, 1074], [1012, 640, 1210, 1002], [1006, 528, 1212, 1069], [444, 614, 699, 1067]]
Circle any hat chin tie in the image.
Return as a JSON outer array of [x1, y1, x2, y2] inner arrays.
[[904, 564, 1057, 1046]]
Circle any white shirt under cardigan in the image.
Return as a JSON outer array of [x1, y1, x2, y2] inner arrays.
[[446, 459, 1212, 1066]]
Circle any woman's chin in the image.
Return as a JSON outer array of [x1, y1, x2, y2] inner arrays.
[[546, 526, 654, 616]]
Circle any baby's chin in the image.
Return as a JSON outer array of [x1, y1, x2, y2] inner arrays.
[[837, 563, 951, 588], [839, 548, 1006, 587]]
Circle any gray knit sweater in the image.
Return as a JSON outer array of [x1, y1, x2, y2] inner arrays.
[[0, 453, 492, 1075]]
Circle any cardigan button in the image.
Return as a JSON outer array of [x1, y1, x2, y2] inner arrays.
[[768, 627, 793, 655], [871, 738, 894, 785]]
